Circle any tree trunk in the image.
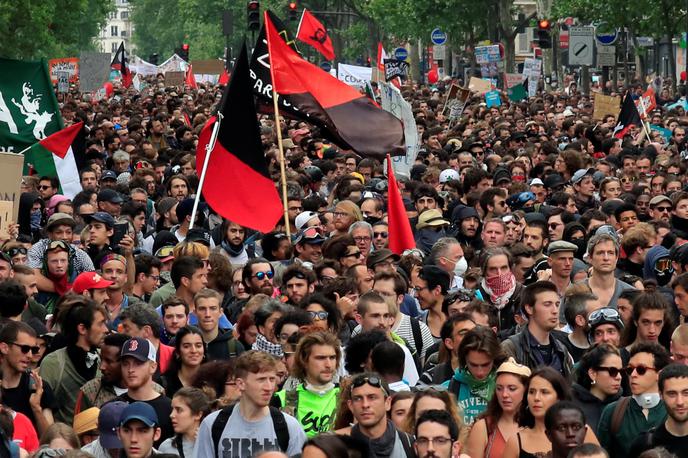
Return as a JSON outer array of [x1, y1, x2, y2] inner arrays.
[[410, 40, 421, 82]]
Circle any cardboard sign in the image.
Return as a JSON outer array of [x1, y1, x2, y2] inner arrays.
[[442, 85, 471, 122], [79, 52, 112, 93], [48, 58, 79, 83], [0, 201, 13, 240], [593, 93, 621, 120], [190, 60, 224, 75], [0, 152, 24, 222], [468, 77, 492, 95], [164, 71, 185, 87]]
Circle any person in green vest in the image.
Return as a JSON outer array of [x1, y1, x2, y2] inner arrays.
[[443, 326, 506, 426], [271, 330, 341, 437]]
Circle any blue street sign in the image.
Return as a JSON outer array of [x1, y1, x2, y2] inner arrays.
[[320, 61, 332, 72], [595, 25, 619, 45], [431, 28, 447, 45], [394, 47, 409, 61]]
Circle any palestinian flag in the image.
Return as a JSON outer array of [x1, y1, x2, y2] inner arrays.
[[613, 93, 642, 139], [195, 43, 282, 233], [265, 11, 405, 160], [111, 42, 132, 88], [23, 122, 84, 199]]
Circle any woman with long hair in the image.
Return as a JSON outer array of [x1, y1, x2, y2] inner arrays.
[[503, 367, 598, 458], [464, 358, 531, 458], [402, 389, 467, 444], [571, 343, 623, 434], [389, 391, 415, 430], [162, 326, 206, 397], [158, 387, 210, 458]]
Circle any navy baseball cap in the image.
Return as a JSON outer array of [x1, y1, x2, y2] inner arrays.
[[118, 401, 159, 427], [85, 212, 116, 228], [100, 401, 127, 448], [101, 170, 118, 181], [97, 189, 124, 204]]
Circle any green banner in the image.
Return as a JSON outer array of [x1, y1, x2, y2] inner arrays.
[[0, 58, 63, 154]]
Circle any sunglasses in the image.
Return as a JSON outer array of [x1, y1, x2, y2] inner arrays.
[[548, 223, 562, 230], [625, 365, 657, 376], [342, 250, 362, 259], [4, 247, 27, 258], [300, 227, 324, 239], [307, 311, 329, 321], [402, 248, 425, 259], [351, 375, 386, 394], [38, 185, 52, 190], [621, 177, 636, 183], [252, 270, 274, 280], [655, 258, 672, 271], [9, 342, 40, 354], [373, 231, 388, 238], [595, 366, 622, 378], [588, 308, 620, 324], [655, 206, 672, 213], [502, 214, 521, 225]]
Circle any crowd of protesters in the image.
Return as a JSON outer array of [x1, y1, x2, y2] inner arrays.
[[3, 71, 688, 458]]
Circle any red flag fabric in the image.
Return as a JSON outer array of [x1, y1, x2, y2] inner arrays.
[[377, 42, 387, 73], [185, 65, 197, 88], [264, 11, 405, 160], [386, 155, 415, 255], [296, 9, 335, 61], [614, 93, 642, 139], [635, 87, 656, 119], [111, 42, 132, 88], [218, 69, 229, 85], [195, 43, 282, 233]]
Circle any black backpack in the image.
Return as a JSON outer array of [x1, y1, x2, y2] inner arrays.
[[211, 404, 290, 457]]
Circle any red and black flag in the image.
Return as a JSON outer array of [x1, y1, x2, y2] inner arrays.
[[111, 42, 132, 88], [265, 11, 405, 160], [613, 92, 642, 139], [195, 42, 282, 233], [296, 9, 335, 61]]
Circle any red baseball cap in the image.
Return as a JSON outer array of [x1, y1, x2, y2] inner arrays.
[[72, 271, 113, 294]]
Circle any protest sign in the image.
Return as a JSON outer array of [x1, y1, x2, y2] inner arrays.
[[0, 201, 13, 240], [442, 84, 471, 122], [79, 52, 111, 93], [48, 58, 79, 83], [505, 73, 525, 88], [164, 71, 185, 87], [0, 152, 24, 221], [337, 63, 372, 88], [475, 45, 501, 64], [485, 90, 502, 108], [383, 59, 409, 81], [592, 93, 621, 120], [379, 82, 418, 179], [468, 77, 492, 94], [56, 72, 69, 93]]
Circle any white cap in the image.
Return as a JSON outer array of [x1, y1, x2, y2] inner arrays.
[[563, 108, 575, 117], [439, 169, 460, 184], [529, 178, 544, 186], [295, 211, 319, 231]]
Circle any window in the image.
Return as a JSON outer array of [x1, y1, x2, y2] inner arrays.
[[121, 30, 128, 37], [516, 28, 534, 54], [112, 42, 118, 53], [121, 11, 128, 19], [111, 25, 118, 37], [109, 11, 117, 19]]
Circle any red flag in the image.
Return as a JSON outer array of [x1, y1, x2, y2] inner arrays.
[[195, 43, 282, 233], [265, 11, 405, 160], [614, 93, 642, 139], [635, 87, 656, 119], [377, 42, 387, 73], [296, 9, 335, 61], [386, 155, 415, 255], [185, 65, 197, 88], [218, 69, 229, 85], [111, 42, 132, 88]]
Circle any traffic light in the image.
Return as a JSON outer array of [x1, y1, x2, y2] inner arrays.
[[537, 19, 552, 49], [247, 1, 260, 31], [180, 43, 189, 61], [288, 2, 298, 21]]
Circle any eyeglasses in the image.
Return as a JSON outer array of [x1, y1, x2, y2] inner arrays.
[[415, 437, 453, 447], [342, 250, 363, 259], [373, 231, 388, 238], [353, 236, 372, 243], [625, 365, 657, 376], [621, 177, 637, 183], [147, 274, 160, 282], [307, 311, 329, 321], [655, 206, 672, 213], [8, 342, 40, 354], [595, 366, 622, 377], [38, 185, 52, 190], [333, 211, 351, 219], [351, 375, 386, 394], [252, 271, 274, 280], [4, 247, 27, 258]]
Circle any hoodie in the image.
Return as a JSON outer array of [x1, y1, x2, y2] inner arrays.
[[206, 328, 245, 361], [443, 368, 496, 425], [571, 382, 621, 434], [18, 192, 42, 242]]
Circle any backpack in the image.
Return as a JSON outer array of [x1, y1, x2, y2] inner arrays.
[[211, 404, 289, 457], [610, 396, 631, 436], [410, 317, 424, 361], [226, 338, 240, 358]]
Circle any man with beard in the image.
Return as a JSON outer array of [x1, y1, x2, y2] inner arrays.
[[40, 297, 109, 424], [545, 402, 589, 458], [101, 254, 141, 331], [215, 219, 253, 264], [630, 363, 688, 456], [72, 271, 112, 306], [414, 410, 462, 458], [452, 206, 481, 251], [282, 265, 316, 305], [272, 332, 341, 437], [242, 258, 276, 297]]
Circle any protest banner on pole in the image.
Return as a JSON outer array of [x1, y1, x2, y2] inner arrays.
[[379, 82, 418, 179]]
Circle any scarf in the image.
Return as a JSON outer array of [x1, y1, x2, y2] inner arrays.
[[251, 333, 284, 357], [481, 272, 516, 309], [221, 240, 244, 257], [350, 420, 396, 458], [454, 368, 497, 403], [66, 345, 99, 381]]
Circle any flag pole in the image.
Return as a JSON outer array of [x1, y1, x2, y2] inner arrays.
[[189, 113, 223, 230], [637, 95, 652, 143], [271, 91, 291, 239]]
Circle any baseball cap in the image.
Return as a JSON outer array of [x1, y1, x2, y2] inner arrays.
[[118, 402, 159, 427], [120, 337, 157, 363], [46, 212, 75, 230], [529, 178, 545, 187], [97, 189, 124, 204], [175, 198, 195, 221], [295, 211, 319, 231], [439, 169, 460, 184], [571, 168, 595, 185], [85, 212, 116, 228], [294, 227, 326, 245], [72, 272, 113, 294], [154, 245, 176, 263], [649, 195, 672, 207], [99, 401, 128, 448], [493, 168, 511, 184], [367, 249, 400, 269], [543, 173, 566, 190], [186, 228, 211, 246], [100, 170, 118, 182], [73, 407, 99, 435]]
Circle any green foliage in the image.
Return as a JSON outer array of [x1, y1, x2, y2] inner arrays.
[[0, 0, 112, 59]]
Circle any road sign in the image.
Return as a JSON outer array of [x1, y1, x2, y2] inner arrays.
[[431, 28, 447, 45], [394, 47, 409, 61], [595, 24, 619, 45], [597, 45, 616, 67], [433, 44, 446, 60], [569, 26, 594, 66]]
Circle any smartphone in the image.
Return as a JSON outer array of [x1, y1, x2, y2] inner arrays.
[[111, 222, 129, 247], [27, 370, 36, 393]]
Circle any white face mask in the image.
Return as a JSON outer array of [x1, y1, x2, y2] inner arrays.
[[454, 256, 468, 278]]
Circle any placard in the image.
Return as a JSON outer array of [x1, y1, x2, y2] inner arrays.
[[48, 58, 79, 83], [79, 52, 112, 93], [592, 93, 621, 120], [337, 63, 372, 88], [0, 201, 13, 239], [164, 71, 185, 87], [0, 152, 24, 222], [468, 77, 492, 95]]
